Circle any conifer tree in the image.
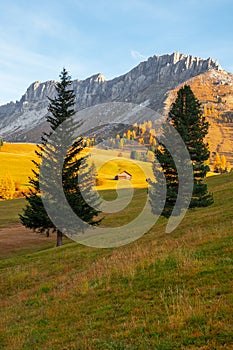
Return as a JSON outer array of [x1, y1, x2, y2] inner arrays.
[[20, 68, 100, 246], [150, 85, 213, 218], [169, 85, 213, 208], [149, 124, 181, 218]]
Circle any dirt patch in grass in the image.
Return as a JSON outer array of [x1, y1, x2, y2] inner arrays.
[[0, 223, 54, 258]]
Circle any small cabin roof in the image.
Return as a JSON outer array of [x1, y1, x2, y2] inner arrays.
[[117, 171, 132, 176]]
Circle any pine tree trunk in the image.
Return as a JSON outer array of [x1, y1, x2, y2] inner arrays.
[[56, 230, 63, 246]]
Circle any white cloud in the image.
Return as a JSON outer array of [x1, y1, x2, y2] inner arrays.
[[131, 50, 147, 61]]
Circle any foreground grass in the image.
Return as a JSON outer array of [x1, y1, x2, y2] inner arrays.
[[0, 173, 232, 349]]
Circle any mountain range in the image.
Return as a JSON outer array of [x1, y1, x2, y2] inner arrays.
[[0, 52, 233, 162]]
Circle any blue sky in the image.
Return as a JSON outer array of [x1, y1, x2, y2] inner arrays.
[[0, 0, 233, 105]]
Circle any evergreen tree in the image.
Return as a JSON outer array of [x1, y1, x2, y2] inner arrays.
[[150, 85, 213, 218], [20, 68, 100, 246], [130, 150, 140, 160], [169, 85, 213, 208], [149, 125, 181, 218]]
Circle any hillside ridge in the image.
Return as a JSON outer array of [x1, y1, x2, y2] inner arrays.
[[164, 69, 233, 163]]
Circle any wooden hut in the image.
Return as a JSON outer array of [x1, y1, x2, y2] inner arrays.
[[114, 171, 132, 180]]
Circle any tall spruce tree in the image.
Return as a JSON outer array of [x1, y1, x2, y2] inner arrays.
[[150, 85, 213, 218], [170, 85, 213, 207], [149, 123, 181, 218], [20, 68, 100, 246]]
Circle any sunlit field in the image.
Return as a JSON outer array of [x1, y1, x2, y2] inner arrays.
[[0, 143, 154, 191], [90, 148, 154, 189], [0, 143, 37, 187]]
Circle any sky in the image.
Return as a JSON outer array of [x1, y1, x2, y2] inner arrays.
[[0, 0, 233, 105]]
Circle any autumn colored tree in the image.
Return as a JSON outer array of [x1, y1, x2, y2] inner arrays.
[[119, 138, 124, 149], [0, 175, 15, 199], [127, 130, 132, 140], [213, 153, 229, 173], [226, 161, 232, 172], [220, 155, 227, 172]]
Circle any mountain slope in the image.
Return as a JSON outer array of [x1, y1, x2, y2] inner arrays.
[[164, 69, 233, 163], [0, 52, 222, 142], [0, 173, 232, 349]]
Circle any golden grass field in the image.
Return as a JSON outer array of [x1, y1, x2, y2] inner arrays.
[[0, 143, 37, 187], [0, 143, 154, 191], [0, 143, 218, 200], [90, 148, 154, 189]]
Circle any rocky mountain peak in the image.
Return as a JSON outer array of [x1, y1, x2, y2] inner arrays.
[[83, 73, 107, 84], [0, 52, 228, 142], [20, 80, 56, 103], [148, 52, 222, 71], [95, 73, 107, 83]]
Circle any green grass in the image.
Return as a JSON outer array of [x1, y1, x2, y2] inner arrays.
[[0, 173, 232, 349], [0, 198, 25, 227]]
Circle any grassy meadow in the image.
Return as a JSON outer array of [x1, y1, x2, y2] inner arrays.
[[0, 143, 154, 190], [91, 148, 154, 189], [0, 197, 25, 228], [0, 143, 37, 187], [0, 171, 232, 349], [0, 142, 216, 192]]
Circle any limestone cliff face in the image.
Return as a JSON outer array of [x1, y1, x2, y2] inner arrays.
[[0, 52, 223, 141]]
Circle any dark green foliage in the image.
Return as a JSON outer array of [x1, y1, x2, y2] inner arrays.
[[20, 68, 100, 246], [149, 122, 180, 218], [130, 150, 139, 160], [169, 85, 213, 208], [0, 138, 3, 148], [150, 85, 213, 218]]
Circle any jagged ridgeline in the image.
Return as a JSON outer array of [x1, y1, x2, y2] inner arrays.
[[1, 51, 233, 162], [0, 52, 223, 142]]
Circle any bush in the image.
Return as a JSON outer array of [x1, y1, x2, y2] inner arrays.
[[0, 175, 15, 200], [96, 177, 104, 186]]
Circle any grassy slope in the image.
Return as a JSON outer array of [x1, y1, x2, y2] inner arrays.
[[0, 173, 232, 349], [0, 198, 25, 228], [91, 148, 154, 189], [165, 70, 233, 164]]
